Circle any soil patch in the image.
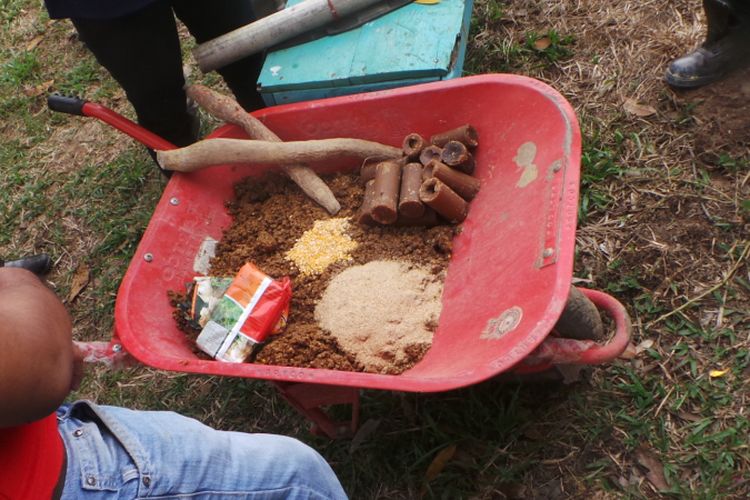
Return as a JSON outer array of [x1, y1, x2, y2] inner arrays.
[[674, 66, 750, 158], [180, 173, 456, 374]]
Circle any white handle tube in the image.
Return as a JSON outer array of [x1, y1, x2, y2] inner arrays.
[[194, 0, 383, 72]]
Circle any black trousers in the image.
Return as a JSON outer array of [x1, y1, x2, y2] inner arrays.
[[72, 0, 265, 147], [718, 0, 750, 21]]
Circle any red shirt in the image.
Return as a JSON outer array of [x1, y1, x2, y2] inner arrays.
[[0, 414, 64, 500]]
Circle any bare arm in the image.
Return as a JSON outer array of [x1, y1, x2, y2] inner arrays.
[[0, 269, 73, 428]]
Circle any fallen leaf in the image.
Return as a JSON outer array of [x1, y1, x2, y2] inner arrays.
[[624, 98, 657, 117], [635, 339, 654, 354], [534, 37, 552, 50], [26, 35, 43, 51], [709, 368, 729, 378], [424, 444, 457, 482], [23, 80, 54, 97], [635, 446, 669, 491], [619, 342, 637, 359], [68, 263, 90, 302]]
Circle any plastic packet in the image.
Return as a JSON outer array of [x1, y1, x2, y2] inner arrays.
[[196, 263, 291, 363], [191, 277, 233, 328]]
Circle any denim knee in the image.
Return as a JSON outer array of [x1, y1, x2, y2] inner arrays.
[[243, 434, 348, 499], [58, 402, 348, 499]]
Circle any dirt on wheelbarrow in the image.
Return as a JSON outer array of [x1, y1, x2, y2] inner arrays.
[[174, 172, 456, 374]]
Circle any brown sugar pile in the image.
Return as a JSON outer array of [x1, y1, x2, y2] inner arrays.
[[315, 260, 443, 374], [190, 173, 456, 374]]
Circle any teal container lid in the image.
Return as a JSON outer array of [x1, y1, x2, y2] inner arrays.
[[258, 0, 469, 92]]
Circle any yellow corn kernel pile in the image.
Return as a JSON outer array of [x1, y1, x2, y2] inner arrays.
[[285, 218, 358, 276]]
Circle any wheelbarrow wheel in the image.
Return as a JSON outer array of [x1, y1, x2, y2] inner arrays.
[[553, 286, 605, 341]]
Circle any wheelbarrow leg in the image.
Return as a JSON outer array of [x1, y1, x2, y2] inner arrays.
[[272, 382, 360, 439]]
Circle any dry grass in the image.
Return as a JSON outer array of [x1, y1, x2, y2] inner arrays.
[[465, 0, 749, 497]]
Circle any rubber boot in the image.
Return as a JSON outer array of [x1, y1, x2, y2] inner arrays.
[[0, 253, 52, 276], [665, 0, 750, 88]]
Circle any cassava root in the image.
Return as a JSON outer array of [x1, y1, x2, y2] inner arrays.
[[185, 84, 341, 214], [156, 138, 401, 172]]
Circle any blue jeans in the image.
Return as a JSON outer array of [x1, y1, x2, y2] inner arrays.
[[56, 401, 347, 499]]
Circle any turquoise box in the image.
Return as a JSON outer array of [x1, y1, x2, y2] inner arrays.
[[257, 0, 474, 106]]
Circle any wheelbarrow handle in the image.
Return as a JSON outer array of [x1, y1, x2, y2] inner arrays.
[[573, 288, 632, 364], [47, 93, 176, 152], [74, 339, 137, 369], [519, 288, 632, 368]]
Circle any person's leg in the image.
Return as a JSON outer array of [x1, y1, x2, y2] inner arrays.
[[728, 0, 750, 23], [705, 0, 732, 43], [58, 401, 347, 499], [71, 1, 198, 147], [665, 0, 750, 88], [172, 0, 267, 111]]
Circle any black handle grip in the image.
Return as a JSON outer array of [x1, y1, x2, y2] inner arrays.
[[47, 93, 86, 116]]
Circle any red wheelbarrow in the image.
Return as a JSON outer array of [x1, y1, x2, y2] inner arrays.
[[51, 74, 632, 438]]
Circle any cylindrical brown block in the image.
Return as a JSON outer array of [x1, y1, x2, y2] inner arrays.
[[440, 141, 475, 174], [395, 207, 439, 227], [357, 180, 377, 225], [430, 124, 479, 148], [398, 162, 425, 218], [426, 160, 481, 201], [419, 178, 468, 223], [371, 161, 402, 224], [422, 164, 434, 182], [456, 154, 475, 175], [402, 133, 426, 160], [359, 156, 390, 184], [419, 145, 443, 166]]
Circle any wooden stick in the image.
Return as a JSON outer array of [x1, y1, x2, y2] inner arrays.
[[156, 138, 401, 172], [186, 84, 341, 214], [193, 0, 383, 72]]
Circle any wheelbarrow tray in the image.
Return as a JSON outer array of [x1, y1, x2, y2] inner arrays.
[[115, 74, 581, 393]]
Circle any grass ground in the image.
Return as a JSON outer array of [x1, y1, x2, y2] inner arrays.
[[1, 0, 748, 498]]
